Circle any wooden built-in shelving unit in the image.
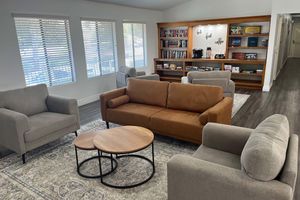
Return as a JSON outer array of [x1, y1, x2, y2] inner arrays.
[[155, 15, 271, 90]]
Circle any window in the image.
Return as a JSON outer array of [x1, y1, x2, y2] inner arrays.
[[14, 15, 75, 87], [81, 19, 117, 77], [123, 23, 146, 68]]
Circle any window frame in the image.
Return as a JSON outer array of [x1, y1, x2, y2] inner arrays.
[[13, 13, 76, 87], [122, 21, 147, 68], [81, 18, 118, 78]]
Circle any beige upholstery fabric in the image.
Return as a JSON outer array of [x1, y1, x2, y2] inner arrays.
[[241, 114, 290, 181]]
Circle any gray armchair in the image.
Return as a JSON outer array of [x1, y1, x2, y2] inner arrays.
[[116, 66, 159, 88], [0, 84, 80, 163], [182, 71, 235, 99], [168, 115, 298, 200]]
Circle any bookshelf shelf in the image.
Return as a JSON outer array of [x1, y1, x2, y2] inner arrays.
[[156, 15, 271, 90]]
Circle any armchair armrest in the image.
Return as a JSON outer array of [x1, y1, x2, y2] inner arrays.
[[199, 97, 233, 125], [136, 71, 146, 76], [46, 96, 80, 128], [100, 88, 126, 121], [202, 123, 253, 155], [168, 155, 292, 200], [0, 108, 29, 154]]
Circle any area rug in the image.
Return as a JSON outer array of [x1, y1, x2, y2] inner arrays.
[[0, 93, 249, 200], [232, 93, 250, 116]]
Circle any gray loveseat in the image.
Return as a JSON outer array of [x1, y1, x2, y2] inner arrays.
[[0, 84, 80, 163], [182, 71, 235, 99], [168, 114, 298, 200], [116, 66, 159, 88]]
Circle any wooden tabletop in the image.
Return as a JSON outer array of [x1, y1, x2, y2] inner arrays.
[[93, 126, 154, 154], [73, 132, 98, 150]]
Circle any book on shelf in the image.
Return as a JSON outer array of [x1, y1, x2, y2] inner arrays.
[[160, 28, 188, 38], [160, 39, 188, 48], [161, 50, 187, 59]]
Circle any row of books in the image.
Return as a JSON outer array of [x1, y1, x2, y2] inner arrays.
[[160, 29, 188, 38], [161, 50, 187, 59], [160, 40, 188, 48]]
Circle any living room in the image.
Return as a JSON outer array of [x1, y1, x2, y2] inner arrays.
[[0, 0, 300, 199]]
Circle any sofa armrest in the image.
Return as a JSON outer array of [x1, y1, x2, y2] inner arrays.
[[168, 155, 292, 200], [202, 123, 253, 155], [0, 108, 29, 154], [136, 71, 146, 76], [199, 97, 233, 125], [46, 96, 80, 128], [131, 74, 160, 81], [100, 88, 126, 121]]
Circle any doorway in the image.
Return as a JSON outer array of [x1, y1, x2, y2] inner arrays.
[[290, 20, 300, 58]]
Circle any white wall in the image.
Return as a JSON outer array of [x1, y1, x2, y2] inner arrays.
[[0, 0, 162, 105], [163, 0, 272, 21]]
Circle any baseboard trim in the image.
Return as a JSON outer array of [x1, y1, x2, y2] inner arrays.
[[78, 94, 99, 106], [263, 84, 270, 92]]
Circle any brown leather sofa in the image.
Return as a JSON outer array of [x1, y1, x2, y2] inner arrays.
[[100, 79, 233, 144]]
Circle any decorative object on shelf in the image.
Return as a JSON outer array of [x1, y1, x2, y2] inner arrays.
[[232, 66, 240, 73], [176, 66, 183, 70], [224, 65, 232, 71], [215, 54, 225, 59], [192, 49, 203, 58], [230, 25, 243, 35], [230, 37, 242, 47], [232, 52, 245, 60], [262, 39, 269, 47], [156, 64, 163, 69], [248, 37, 259, 47], [163, 63, 169, 69], [244, 26, 261, 34], [245, 53, 258, 60], [256, 69, 263, 74], [170, 64, 177, 70], [206, 47, 212, 59]]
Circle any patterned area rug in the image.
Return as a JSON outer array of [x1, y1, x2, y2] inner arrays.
[[0, 93, 249, 200], [233, 93, 250, 116]]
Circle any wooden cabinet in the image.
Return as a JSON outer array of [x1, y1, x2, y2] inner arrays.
[[155, 15, 271, 90]]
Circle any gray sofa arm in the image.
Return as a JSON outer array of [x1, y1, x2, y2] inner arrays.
[[132, 74, 160, 81], [116, 71, 127, 88], [168, 155, 292, 200], [202, 123, 252, 155], [46, 96, 80, 128], [0, 108, 29, 154]]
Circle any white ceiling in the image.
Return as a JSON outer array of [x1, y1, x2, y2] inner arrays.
[[89, 0, 191, 10]]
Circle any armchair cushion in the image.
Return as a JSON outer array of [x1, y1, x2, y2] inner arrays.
[[192, 78, 229, 88], [187, 71, 231, 83], [241, 114, 290, 181], [0, 84, 48, 116], [25, 112, 77, 143], [107, 95, 130, 108]]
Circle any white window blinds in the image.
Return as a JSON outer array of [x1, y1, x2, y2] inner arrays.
[[123, 23, 146, 68], [81, 20, 117, 78], [14, 15, 75, 87]]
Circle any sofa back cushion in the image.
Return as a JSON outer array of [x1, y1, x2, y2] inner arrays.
[[127, 79, 169, 107], [167, 83, 223, 113], [0, 84, 48, 116], [241, 114, 290, 181], [188, 71, 231, 83], [192, 78, 229, 89]]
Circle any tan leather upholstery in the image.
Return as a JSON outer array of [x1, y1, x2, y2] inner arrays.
[[127, 79, 169, 107], [108, 95, 129, 108], [101, 79, 232, 144], [106, 103, 163, 129], [167, 83, 223, 113]]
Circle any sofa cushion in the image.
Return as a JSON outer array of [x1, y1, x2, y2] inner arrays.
[[127, 79, 169, 107], [188, 71, 231, 83], [24, 112, 77, 143], [193, 145, 241, 169], [107, 95, 130, 108], [150, 108, 203, 143], [167, 83, 223, 113], [0, 84, 48, 116], [192, 78, 229, 89], [241, 114, 290, 181], [106, 103, 163, 129]]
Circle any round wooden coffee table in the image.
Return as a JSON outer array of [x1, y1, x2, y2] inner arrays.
[[73, 132, 117, 178], [93, 126, 155, 189]]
